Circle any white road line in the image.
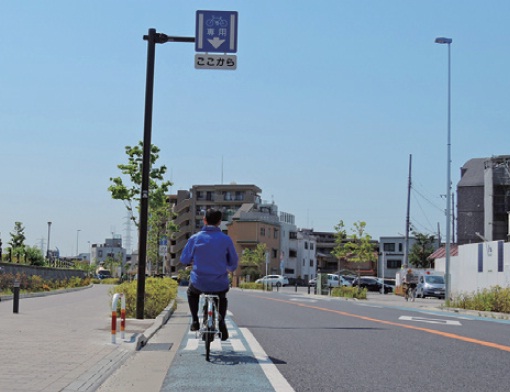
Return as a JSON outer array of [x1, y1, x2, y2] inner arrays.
[[230, 338, 246, 352], [399, 316, 462, 326], [240, 327, 295, 392]]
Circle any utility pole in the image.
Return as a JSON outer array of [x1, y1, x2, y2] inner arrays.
[[404, 154, 412, 267]]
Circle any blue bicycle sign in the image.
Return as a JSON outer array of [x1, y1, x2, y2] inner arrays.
[[196, 10, 238, 53]]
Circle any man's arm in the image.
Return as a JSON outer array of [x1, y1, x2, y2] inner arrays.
[[180, 237, 195, 265], [226, 240, 239, 272]]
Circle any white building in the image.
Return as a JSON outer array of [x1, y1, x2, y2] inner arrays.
[[434, 240, 510, 294]]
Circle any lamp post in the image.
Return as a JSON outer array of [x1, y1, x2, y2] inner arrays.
[[76, 229, 81, 257], [435, 36, 452, 302], [47, 222, 52, 263]]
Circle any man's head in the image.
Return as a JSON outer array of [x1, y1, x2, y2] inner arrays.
[[205, 209, 222, 226]]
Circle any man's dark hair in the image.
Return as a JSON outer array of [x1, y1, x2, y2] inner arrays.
[[205, 209, 222, 226]]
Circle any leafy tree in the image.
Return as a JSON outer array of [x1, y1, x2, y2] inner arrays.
[[332, 220, 377, 275], [24, 246, 45, 266], [408, 232, 436, 268], [108, 141, 172, 226], [240, 243, 267, 280], [108, 141, 177, 274], [9, 222, 26, 263], [147, 199, 177, 275]]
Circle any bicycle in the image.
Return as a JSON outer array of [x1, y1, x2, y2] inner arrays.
[[199, 294, 221, 361], [405, 285, 416, 302]]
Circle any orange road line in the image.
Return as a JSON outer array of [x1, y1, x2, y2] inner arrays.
[[254, 295, 510, 353]]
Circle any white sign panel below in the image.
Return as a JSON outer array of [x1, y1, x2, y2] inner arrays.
[[195, 54, 237, 70]]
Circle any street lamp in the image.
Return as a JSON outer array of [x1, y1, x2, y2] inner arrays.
[[435, 36, 452, 302], [76, 229, 81, 257], [47, 222, 52, 263]]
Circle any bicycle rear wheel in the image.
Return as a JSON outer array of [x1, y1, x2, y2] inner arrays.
[[205, 327, 213, 361]]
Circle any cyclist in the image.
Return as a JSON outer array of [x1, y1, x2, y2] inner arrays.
[[180, 208, 239, 341]]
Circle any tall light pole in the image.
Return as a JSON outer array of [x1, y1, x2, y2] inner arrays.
[[47, 222, 52, 262], [76, 229, 81, 257], [435, 36, 452, 302]]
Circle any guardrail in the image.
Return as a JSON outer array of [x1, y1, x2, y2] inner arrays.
[[111, 293, 126, 344]]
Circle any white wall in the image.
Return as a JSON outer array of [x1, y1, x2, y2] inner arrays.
[[435, 241, 510, 295]]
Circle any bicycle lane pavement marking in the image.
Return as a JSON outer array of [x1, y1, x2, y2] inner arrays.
[[160, 313, 294, 392]]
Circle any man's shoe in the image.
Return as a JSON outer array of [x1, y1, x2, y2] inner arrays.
[[219, 321, 229, 341], [190, 320, 199, 331]]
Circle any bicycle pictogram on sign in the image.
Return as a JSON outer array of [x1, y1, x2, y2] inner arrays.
[[196, 10, 238, 54]]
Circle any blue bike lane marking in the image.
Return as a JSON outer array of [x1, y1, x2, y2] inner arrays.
[[160, 291, 290, 391]]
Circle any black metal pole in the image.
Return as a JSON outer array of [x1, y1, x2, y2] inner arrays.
[[13, 281, 20, 313], [136, 28, 157, 319]]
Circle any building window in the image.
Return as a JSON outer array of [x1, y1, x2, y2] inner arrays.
[[272, 249, 277, 258], [387, 259, 402, 269], [304, 242, 308, 249], [398, 243, 403, 252], [310, 243, 314, 250], [383, 243, 396, 252], [289, 250, 297, 258], [289, 232, 297, 239], [309, 259, 314, 267], [98, 250, 103, 258], [260, 227, 265, 236], [274, 229, 279, 239]]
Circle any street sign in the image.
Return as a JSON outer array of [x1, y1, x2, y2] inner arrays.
[[195, 54, 237, 70], [196, 10, 238, 53]]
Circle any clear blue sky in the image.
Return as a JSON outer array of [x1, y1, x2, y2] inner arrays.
[[1, 1, 509, 256]]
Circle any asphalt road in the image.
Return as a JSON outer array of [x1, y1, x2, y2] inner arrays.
[[227, 288, 510, 392]]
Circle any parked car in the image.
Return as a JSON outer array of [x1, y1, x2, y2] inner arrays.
[[377, 278, 395, 293], [416, 274, 445, 299], [340, 275, 356, 285], [255, 275, 289, 287], [309, 274, 352, 287], [352, 276, 391, 293], [97, 270, 112, 280]]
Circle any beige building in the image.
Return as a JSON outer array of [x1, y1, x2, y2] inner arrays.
[[227, 202, 281, 283], [168, 184, 262, 272]]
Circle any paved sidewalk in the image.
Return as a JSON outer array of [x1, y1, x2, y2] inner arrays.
[[0, 284, 159, 392]]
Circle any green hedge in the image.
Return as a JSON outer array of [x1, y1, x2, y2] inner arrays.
[[0, 272, 91, 295], [331, 286, 367, 299], [109, 277, 178, 319], [239, 282, 268, 290]]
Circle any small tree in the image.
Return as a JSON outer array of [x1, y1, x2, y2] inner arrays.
[[332, 220, 377, 278], [25, 246, 45, 266], [9, 222, 26, 263], [408, 232, 436, 268], [240, 243, 267, 281], [108, 142, 177, 275]]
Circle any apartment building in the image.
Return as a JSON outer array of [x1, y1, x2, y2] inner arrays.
[[168, 184, 262, 271], [457, 155, 510, 245]]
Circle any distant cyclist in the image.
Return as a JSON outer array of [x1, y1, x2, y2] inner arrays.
[[180, 208, 239, 340]]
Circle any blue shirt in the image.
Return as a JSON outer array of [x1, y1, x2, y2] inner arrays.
[[180, 225, 239, 292]]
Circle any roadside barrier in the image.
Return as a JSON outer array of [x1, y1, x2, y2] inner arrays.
[[111, 293, 126, 344]]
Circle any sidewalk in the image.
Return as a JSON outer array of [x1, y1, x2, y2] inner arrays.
[[0, 284, 166, 392]]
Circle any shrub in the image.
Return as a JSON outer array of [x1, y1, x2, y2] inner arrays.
[[110, 277, 178, 319], [331, 286, 367, 299], [451, 286, 510, 314], [239, 282, 266, 290]]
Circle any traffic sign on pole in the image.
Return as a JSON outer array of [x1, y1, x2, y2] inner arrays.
[[196, 10, 238, 53]]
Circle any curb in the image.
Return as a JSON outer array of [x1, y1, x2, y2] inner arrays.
[[133, 299, 177, 350]]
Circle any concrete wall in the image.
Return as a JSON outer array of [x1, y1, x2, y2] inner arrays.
[[435, 240, 510, 295], [0, 263, 86, 281]]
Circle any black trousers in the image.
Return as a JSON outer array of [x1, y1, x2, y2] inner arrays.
[[187, 283, 228, 323]]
